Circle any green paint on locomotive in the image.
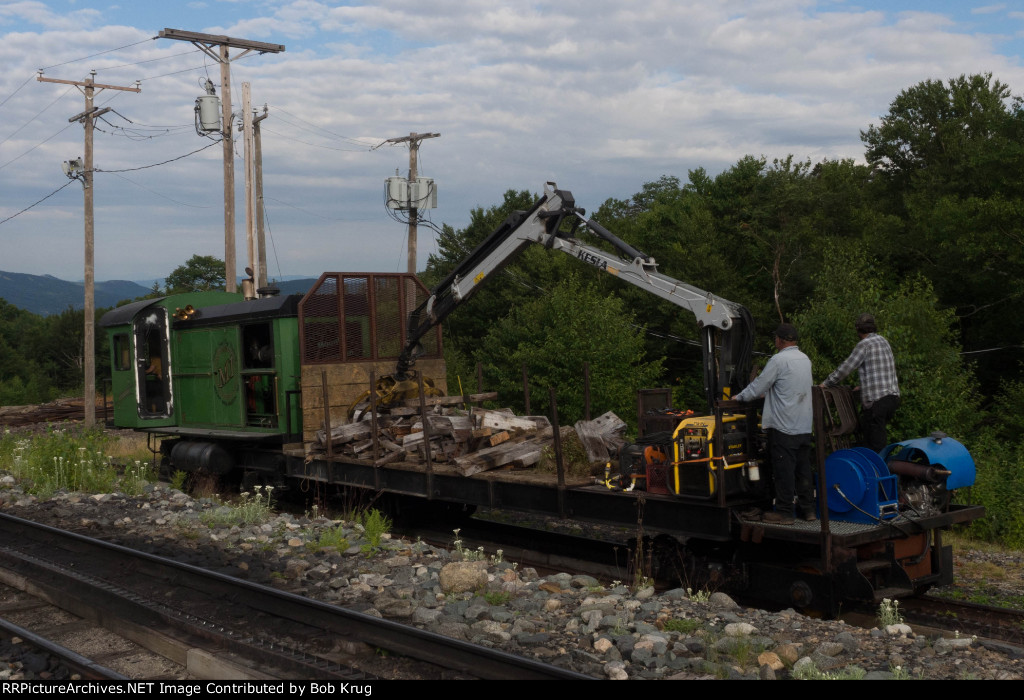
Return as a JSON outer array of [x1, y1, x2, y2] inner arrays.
[[100, 292, 302, 439]]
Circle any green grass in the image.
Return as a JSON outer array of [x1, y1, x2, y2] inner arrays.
[[1, 427, 122, 498], [307, 524, 350, 553], [483, 591, 511, 606], [199, 485, 277, 528], [120, 460, 157, 497], [663, 618, 703, 634]]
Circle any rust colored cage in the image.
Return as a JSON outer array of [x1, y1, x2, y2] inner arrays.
[[298, 273, 442, 364]]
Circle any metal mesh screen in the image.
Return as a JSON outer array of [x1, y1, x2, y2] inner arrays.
[[301, 274, 341, 362], [299, 273, 442, 364], [343, 276, 371, 359], [375, 276, 402, 359]]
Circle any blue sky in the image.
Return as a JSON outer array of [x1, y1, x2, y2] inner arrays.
[[0, 0, 1022, 284]]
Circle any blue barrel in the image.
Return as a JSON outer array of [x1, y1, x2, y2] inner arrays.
[[881, 436, 975, 489]]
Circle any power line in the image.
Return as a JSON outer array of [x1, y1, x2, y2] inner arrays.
[[137, 64, 214, 82], [92, 139, 222, 173], [263, 195, 378, 222], [97, 124, 194, 141], [0, 83, 76, 147], [0, 73, 37, 112], [260, 125, 374, 152], [0, 122, 77, 171], [96, 48, 201, 73], [107, 172, 216, 208], [38, 37, 156, 72], [93, 113, 194, 140], [270, 105, 379, 148], [263, 205, 283, 283], [0, 180, 77, 227]]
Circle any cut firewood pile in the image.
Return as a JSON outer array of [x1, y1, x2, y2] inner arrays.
[[310, 392, 627, 477]]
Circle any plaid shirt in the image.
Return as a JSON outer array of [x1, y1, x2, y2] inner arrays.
[[824, 333, 899, 407]]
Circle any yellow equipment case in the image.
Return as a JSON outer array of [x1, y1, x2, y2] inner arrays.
[[672, 414, 751, 498]]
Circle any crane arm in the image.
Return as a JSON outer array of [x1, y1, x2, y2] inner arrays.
[[397, 182, 753, 408]]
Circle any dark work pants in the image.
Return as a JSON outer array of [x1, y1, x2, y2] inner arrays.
[[861, 394, 900, 453], [768, 429, 814, 516]]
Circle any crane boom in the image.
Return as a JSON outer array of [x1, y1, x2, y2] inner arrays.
[[398, 182, 753, 409]]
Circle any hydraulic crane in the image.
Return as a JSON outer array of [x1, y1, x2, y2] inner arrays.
[[396, 182, 754, 410]]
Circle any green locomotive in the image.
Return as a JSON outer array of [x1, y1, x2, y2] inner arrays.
[[101, 291, 301, 435], [99, 273, 444, 476]]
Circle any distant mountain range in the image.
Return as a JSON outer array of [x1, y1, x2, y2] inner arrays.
[[0, 270, 318, 316]]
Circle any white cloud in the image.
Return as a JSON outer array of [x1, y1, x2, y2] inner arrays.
[[0, 1, 101, 31], [0, 0, 1022, 281]]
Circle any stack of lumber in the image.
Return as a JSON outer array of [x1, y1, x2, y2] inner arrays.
[[0, 398, 113, 427], [311, 400, 628, 476]]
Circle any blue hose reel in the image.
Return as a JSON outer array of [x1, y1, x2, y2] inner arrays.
[[823, 447, 899, 523]]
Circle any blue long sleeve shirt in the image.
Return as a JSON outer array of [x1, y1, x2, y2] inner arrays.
[[734, 345, 813, 435]]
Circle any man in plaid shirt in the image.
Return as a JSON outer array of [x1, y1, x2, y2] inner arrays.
[[821, 313, 900, 452]]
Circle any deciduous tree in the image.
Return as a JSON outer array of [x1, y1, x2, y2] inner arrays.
[[475, 273, 663, 429], [164, 255, 226, 293]]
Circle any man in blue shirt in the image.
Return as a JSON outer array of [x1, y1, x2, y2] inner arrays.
[[821, 313, 900, 453], [734, 323, 814, 524]]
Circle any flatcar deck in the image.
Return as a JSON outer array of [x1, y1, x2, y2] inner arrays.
[[735, 505, 983, 547], [283, 445, 983, 547]]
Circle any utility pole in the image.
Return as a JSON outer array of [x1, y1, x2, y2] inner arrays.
[[242, 82, 256, 290], [382, 132, 440, 275], [37, 70, 140, 428], [240, 84, 270, 292], [158, 29, 284, 293], [253, 107, 269, 291]]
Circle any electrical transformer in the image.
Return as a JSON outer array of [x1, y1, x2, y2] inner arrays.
[[195, 95, 221, 133]]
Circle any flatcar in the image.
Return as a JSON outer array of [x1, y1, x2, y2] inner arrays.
[[99, 185, 984, 616]]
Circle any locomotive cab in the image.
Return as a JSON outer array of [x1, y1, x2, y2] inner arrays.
[[99, 291, 304, 438], [101, 292, 241, 428]]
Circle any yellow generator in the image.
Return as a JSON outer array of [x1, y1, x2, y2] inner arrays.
[[672, 414, 755, 498]]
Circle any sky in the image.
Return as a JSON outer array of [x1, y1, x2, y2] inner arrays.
[[0, 0, 1022, 285]]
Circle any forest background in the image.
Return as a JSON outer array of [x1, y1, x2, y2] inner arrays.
[[2, 74, 1022, 544]]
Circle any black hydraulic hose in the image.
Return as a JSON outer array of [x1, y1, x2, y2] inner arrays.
[[579, 213, 652, 263]]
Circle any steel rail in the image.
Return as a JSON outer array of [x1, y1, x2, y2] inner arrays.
[[0, 512, 590, 680], [0, 615, 128, 680]]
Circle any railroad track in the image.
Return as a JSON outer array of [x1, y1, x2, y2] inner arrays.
[[0, 597, 130, 680], [0, 512, 590, 680], [400, 514, 637, 582], [901, 595, 1024, 648]]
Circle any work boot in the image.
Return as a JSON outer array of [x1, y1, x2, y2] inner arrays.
[[762, 510, 794, 525], [800, 509, 818, 521]]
